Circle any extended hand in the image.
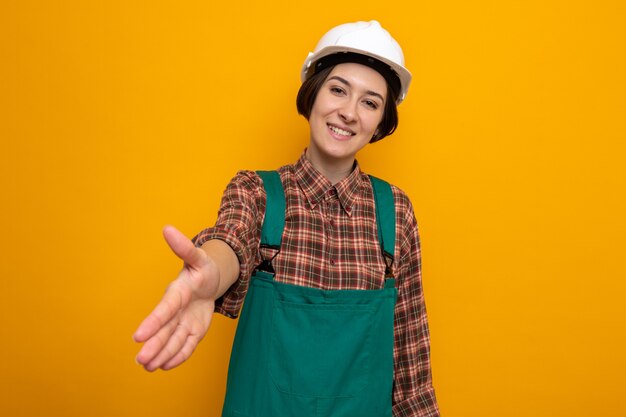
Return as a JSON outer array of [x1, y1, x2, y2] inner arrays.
[[133, 226, 220, 371]]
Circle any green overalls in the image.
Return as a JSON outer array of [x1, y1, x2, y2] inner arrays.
[[221, 171, 398, 417]]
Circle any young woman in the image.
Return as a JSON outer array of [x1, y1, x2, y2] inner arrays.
[[134, 20, 439, 417]]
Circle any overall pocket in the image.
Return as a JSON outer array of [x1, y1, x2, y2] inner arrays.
[[269, 300, 374, 398]]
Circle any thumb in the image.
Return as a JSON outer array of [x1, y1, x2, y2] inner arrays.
[[162, 225, 206, 268]]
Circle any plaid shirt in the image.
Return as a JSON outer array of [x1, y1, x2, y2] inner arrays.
[[193, 152, 439, 417]]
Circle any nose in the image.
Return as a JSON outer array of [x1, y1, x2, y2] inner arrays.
[[338, 98, 358, 123]]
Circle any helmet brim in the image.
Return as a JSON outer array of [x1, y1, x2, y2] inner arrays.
[[301, 46, 412, 104]]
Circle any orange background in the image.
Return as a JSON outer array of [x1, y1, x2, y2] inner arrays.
[[1, 1, 625, 416]]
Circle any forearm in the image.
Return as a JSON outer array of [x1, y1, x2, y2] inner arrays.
[[192, 170, 266, 317], [200, 239, 240, 300]]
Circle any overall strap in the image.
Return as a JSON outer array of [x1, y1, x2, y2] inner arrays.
[[256, 170, 396, 277], [369, 175, 396, 276], [257, 170, 285, 249]]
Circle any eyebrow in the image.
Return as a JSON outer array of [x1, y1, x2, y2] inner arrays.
[[327, 75, 385, 103]]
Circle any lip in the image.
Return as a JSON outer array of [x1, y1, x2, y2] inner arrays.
[[327, 123, 355, 141]]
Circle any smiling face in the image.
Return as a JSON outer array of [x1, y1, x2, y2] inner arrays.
[[306, 63, 387, 178]]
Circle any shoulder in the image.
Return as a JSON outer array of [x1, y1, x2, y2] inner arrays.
[[364, 174, 414, 213], [226, 158, 300, 194], [389, 183, 414, 213], [362, 175, 420, 265], [224, 169, 275, 195], [389, 183, 418, 234], [227, 164, 298, 199], [228, 169, 262, 187], [362, 174, 418, 234], [368, 175, 419, 237], [218, 170, 267, 207]]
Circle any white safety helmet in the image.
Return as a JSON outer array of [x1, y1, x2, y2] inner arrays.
[[301, 20, 412, 104]]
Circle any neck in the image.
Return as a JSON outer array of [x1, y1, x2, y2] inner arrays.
[[305, 148, 355, 185]]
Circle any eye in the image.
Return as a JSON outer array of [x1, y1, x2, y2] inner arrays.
[[329, 86, 346, 95], [363, 99, 379, 110]]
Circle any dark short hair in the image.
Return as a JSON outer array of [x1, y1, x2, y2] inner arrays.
[[296, 64, 399, 143]]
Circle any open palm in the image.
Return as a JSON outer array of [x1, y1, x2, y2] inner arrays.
[[133, 226, 220, 371]]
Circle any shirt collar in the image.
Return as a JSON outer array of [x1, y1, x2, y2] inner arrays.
[[293, 150, 363, 216]]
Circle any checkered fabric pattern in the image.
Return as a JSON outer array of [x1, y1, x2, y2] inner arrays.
[[193, 152, 439, 416]]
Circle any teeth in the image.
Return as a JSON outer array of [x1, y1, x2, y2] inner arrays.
[[329, 125, 353, 136]]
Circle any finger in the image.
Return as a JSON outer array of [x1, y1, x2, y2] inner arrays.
[[160, 333, 202, 371], [162, 225, 207, 268], [144, 321, 191, 371], [133, 281, 187, 343], [135, 312, 181, 367], [147, 303, 214, 370]]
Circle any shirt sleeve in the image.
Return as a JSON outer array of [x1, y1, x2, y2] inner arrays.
[[391, 189, 440, 417], [192, 170, 266, 318]]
